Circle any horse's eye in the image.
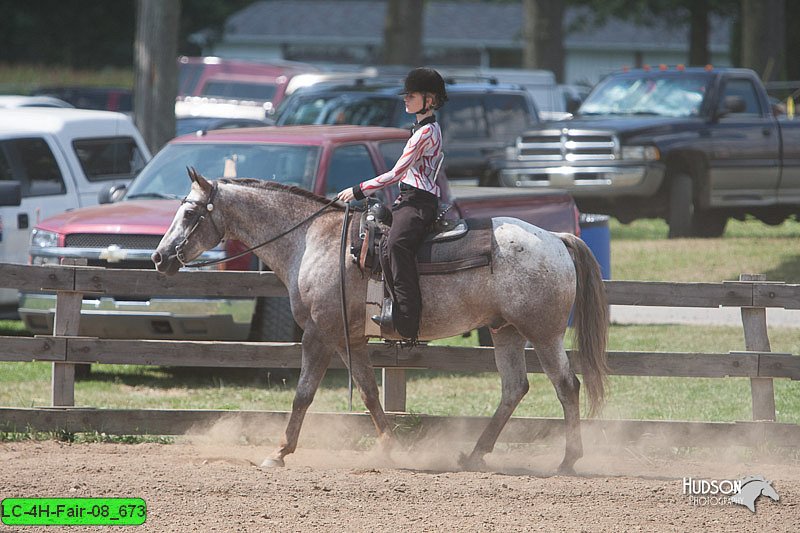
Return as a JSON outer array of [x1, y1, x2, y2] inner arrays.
[[184, 209, 196, 218]]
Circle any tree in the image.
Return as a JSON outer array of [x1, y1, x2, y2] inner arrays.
[[740, 0, 785, 81], [134, 0, 181, 153], [382, 0, 423, 66], [522, 0, 565, 81], [570, 0, 738, 67]]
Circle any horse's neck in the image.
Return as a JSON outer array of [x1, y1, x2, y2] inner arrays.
[[219, 186, 334, 284]]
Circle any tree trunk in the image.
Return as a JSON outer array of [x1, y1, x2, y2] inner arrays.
[[740, 0, 785, 81], [134, 0, 180, 154], [382, 0, 423, 66], [522, 0, 564, 82], [688, 0, 710, 66]]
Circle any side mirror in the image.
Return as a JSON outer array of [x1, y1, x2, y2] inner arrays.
[[717, 95, 746, 119], [0, 181, 22, 206], [98, 183, 127, 204]]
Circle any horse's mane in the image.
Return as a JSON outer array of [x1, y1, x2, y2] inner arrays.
[[218, 178, 344, 210]]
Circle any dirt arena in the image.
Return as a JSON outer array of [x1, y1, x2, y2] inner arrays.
[[1, 431, 797, 532]]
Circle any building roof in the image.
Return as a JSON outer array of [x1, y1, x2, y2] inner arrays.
[[224, 0, 731, 52]]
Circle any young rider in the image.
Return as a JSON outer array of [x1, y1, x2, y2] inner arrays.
[[337, 67, 447, 341]]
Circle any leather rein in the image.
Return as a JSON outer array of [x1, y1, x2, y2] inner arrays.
[[178, 181, 341, 268]]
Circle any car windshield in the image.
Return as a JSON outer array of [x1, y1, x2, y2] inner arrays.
[[278, 94, 410, 128], [580, 74, 710, 118], [124, 142, 320, 198]]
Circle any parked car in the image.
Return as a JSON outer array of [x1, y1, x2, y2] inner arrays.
[[31, 87, 132, 113], [495, 66, 800, 237], [20, 125, 578, 343], [177, 56, 319, 117], [0, 95, 74, 108], [275, 79, 539, 184], [0, 108, 151, 311], [175, 116, 273, 136]]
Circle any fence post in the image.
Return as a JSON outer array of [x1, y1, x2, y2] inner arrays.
[[739, 273, 776, 421], [382, 368, 407, 412], [51, 259, 85, 407]]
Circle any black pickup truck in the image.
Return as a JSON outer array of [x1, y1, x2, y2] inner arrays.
[[494, 67, 800, 237]]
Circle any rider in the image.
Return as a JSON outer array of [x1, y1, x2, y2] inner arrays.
[[337, 67, 447, 341]]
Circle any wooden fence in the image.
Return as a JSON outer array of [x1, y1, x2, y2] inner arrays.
[[1, 262, 799, 447]]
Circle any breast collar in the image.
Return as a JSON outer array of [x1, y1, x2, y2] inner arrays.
[[411, 115, 437, 134]]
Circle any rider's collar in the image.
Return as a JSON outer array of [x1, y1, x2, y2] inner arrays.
[[411, 115, 436, 134]]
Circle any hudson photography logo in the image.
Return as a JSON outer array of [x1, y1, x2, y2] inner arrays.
[[682, 475, 780, 513]]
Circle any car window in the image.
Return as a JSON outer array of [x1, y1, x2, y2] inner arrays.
[[0, 147, 12, 182], [72, 137, 148, 182], [720, 78, 763, 116], [201, 81, 277, 102], [486, 94, 532, 137], [179, 63, 204, 96], [322, 97, 398, 127], [278, 96, 335, 125], [0, 138, 66, 197], [441, 95, 488, 140], [325, 144, 377, 195]]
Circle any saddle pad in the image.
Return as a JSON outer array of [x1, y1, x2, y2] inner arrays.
[[416, 218, 493, 275]]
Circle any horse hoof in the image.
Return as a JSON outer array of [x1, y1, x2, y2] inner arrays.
[[458, 452, 486, 472], [556, 463, 576, 476], [260, 457, 285, 469]]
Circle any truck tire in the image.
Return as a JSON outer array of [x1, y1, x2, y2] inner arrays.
[[692, 210, 727, 238], [668, 172, 694, 238], [249, 297, 302, 342]]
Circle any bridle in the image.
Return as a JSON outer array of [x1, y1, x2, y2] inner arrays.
[[175, 181, 223, 266], [176, 180, 340, 268]]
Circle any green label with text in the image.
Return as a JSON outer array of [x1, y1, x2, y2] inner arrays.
[[1, 498, 146, 526]]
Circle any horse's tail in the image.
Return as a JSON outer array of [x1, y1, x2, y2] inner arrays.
[[558, 233, 609, 417]]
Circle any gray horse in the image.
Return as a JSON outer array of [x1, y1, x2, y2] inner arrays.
[[152, 170, 609, 474]]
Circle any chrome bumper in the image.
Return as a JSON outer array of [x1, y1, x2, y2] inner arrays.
[[499, 163, 665, 197], [18, 293, 255, 341]]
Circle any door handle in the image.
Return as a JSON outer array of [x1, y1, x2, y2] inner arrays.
[[762, 128, 772, 136]]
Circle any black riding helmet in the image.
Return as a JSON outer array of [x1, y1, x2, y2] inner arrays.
[[400, 67, 448, 112]]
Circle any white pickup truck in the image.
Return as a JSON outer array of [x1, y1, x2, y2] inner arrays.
[[0, 109, 151, 312]]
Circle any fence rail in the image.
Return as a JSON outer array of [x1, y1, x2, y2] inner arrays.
[[1, 263, 799, 447]]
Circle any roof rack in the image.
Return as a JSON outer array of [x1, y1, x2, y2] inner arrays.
[[442, 74, 499, 86]]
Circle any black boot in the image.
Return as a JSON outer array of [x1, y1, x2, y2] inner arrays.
[[371, 298, 395, 333]]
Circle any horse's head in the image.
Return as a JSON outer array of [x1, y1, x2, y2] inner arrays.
[[152, 168, 225, 275], [761, 481, 780, 502]]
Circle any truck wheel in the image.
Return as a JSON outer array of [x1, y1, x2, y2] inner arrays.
[[668, 172, 694, 238], [692, 210, 727, 238], [249, 297, 302, 342]]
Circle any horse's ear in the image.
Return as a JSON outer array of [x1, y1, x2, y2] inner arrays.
[[187, 167, 212, 195]]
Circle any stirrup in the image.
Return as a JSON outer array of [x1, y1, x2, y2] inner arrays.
[[372, 298, 396, 337]]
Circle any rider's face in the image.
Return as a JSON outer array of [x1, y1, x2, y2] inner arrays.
[[403, 92, 425, 113]]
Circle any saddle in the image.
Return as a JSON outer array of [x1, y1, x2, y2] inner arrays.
[[350, 198, 493, 277], [349, 198, 494, 339]]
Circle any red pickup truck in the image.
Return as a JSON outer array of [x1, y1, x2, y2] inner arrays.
[[20, 125, 579, 342]]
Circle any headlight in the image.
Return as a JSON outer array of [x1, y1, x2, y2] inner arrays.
[[30, 229, 59, 248], [621, 145, 660, 161]]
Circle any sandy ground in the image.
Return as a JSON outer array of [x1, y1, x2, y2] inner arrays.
[[1, 435, 797, 533]]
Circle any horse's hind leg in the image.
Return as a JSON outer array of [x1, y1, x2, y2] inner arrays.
[[533, 335, 583, 475], [261, 328, 332, 468], [459, 326, 528, 470]]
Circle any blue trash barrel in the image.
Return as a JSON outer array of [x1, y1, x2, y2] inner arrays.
[[579, 213, 611, 280]]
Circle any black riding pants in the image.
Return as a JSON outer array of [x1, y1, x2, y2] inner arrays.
[[380, 184, 438, 339]]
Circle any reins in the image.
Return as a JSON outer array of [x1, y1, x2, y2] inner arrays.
[[180, 182, 340, 268], [178, 179, 356, 411]]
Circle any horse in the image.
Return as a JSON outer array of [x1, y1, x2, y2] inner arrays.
[[152, 169, 609, 474]]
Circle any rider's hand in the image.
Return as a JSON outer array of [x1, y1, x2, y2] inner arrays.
[[337, 187, 356, 203]]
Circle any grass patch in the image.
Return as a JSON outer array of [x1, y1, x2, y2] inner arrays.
[[610, 216, 800, 282], [0, 63, 133, 94]]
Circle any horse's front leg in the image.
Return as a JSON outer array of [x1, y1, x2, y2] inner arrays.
[[343, 342, 396, 454], [261, 327, 332, 468]]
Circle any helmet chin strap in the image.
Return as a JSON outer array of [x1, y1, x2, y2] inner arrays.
[[414, 92, 431, 115]]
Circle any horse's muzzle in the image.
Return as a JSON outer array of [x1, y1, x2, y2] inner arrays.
[[152, 251, 180, 275]]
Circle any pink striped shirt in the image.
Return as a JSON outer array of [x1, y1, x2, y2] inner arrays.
[[359, 122, 443, 197]]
